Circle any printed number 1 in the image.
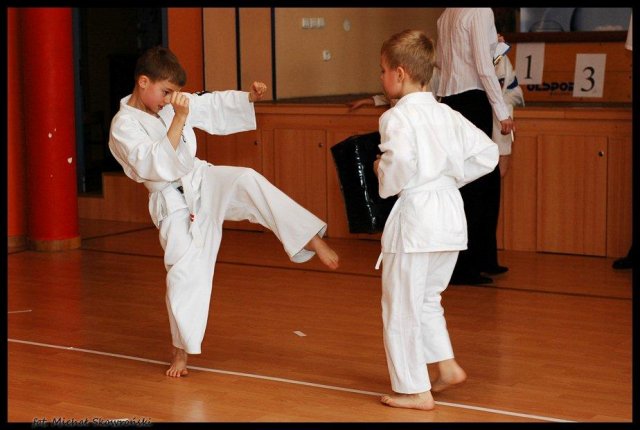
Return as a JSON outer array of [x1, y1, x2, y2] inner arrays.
[[524, 55, 532, 80]]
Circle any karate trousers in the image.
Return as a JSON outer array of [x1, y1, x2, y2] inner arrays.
[[381, 251, 459, 393], [158, 165, 327, 354]]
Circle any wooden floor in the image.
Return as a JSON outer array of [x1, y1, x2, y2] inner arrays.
[[7, 219, 633, 423]]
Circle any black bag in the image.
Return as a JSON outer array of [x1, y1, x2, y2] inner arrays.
[[330, 132, 398, 234]]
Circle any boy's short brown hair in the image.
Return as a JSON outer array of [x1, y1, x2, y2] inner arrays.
[[134, 46, 187, 86], [381, 30, 435, 87]]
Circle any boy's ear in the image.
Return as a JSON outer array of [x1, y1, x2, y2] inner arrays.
[[396, 66, 406, 82], [138, 75, 150, 89]]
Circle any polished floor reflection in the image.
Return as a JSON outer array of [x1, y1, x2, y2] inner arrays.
[[8, 220, 632, 423]]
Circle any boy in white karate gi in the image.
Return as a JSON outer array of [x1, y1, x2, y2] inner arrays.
[[492, 35, 525, 178], [108, 46, 339, 377], [373, 30, 498, 410]]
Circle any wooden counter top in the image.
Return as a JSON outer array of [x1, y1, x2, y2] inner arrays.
[[256, 96, 631, 121]]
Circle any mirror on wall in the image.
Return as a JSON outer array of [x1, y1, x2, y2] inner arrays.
[[496, 7, 630, 42]]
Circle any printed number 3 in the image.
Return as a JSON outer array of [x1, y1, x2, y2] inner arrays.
[[581, 66, 595, 92]]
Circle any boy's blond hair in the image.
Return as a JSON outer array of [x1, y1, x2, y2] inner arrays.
[[381, 29, 435, 87], [134, 46, 187, 86]]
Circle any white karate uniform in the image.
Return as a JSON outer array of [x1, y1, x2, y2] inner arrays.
[[109, 91, 326, 354], [492, 55, 525, 155], [376, 91, 498, 393]]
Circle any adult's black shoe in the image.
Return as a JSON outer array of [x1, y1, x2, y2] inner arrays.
[[481, 265, 509, 275], [450, 274, 493, 285], [612, 256, 633, 270]]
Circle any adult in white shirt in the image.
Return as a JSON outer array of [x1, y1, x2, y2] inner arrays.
[[436, 8, 514, 285]]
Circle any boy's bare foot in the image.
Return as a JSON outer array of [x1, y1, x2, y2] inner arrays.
[[166, 347, 188, 377], [431, 359, 466, 393], [305, 235, 339, 269], [380, 391, 435, 411]]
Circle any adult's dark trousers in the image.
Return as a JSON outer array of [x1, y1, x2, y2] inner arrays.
[[440, 89, 501, 277]]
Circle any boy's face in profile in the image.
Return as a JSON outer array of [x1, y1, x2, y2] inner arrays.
[[138, 76, 182, 114], [380, 54, 401, 100]]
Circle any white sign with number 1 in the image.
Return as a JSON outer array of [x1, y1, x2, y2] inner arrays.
[[573, 54, 607, 98], [515, 43, 545, 85]]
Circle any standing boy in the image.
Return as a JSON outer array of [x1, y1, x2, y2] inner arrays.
[[373, 30, 498, 410], [109, 46, 339, 377]]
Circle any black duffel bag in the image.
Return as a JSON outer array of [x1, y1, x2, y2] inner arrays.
[[330, 131, 398, 234]]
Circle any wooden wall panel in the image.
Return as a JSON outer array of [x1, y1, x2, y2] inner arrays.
[[273, 8, 443, 99], [203, 8, 237, 91], [168, 8, 204, 93], [78, 173, 150, 223], [239, 8, 273, 99]]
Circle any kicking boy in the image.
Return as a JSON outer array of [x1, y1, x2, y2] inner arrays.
[[108, 46, 339, 377]]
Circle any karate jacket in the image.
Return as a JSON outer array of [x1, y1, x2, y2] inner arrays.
[[377, 91, 499, 253], [109, 91, 256, 235]]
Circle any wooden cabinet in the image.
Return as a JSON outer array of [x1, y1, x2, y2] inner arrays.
[[78, 103, 631, 258], [206, 130, 262, 172], [258, 103, 631, 258], [500, 107, 632, 257], [257, 104, 633, 257], [606, 136, 633, 257], [256, 104, 383, 239], [536, 135, 608, 256], [206, 130, 264, 231], [273, 129, 327, 221], [499, 134, 538, 252]]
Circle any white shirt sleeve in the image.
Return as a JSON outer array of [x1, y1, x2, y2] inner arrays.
[[372, 94, 390, 106], [470, 9, 510, 121], [625, 14, 632, 51], [109, 115, 194, 183], [455, 111, 499, 187], [187, 91, 257, 135], [377, 109, 418, 198]]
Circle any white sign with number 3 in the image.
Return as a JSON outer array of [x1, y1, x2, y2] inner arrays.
[[573, 54, 607, 98]]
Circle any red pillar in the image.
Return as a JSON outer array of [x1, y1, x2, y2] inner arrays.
[[8, 8, 28, 251], [21, 7, 81, 251]]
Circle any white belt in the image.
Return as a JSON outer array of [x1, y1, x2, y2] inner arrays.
[[177, 178, 203, 248], [171, 181, 183, 193], [375, 252, 383, 270], [399, 177, 457, 195], [145, 179, 203, 248], [373, 177, 457, 270]]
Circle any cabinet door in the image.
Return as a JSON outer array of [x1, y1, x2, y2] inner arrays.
[[501, 134, 538, 252], [206, 130, 262, 172], [274, 129, 327, 221], [606, 136, 633, 257], [536, 135, 607, 256]]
